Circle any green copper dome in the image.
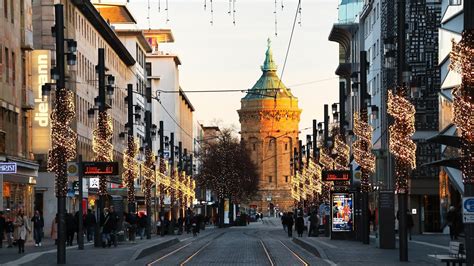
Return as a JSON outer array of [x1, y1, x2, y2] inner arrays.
[[243, 39, 295, 100]]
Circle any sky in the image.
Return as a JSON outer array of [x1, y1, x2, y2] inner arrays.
[[122, 0, 340, 133]]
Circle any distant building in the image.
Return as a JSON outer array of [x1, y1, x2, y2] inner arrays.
[[238, 40, 301, 213]]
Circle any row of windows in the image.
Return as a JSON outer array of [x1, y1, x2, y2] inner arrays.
[[0, 108, 19, 156], [136, 43, 146, 69], [364, 1, 380, 38]]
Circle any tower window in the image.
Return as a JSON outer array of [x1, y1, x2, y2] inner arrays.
[[269, 176, 272, 183], [285, 176, 289, 183], [253, 143, 256, 151], [285, 143, 288, 150]]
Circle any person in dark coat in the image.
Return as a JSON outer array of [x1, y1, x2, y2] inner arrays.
[[446, 206, 459, 240], [308, 212, 319, 237], [281, 212, 287, 232], [66, 212, 76, 246], [31, 210, 44, 246], [5, 215, 14, 248], [286, 212, 294, 237], [295, 214, 305, 237], [126, 212, 137, 242], [84, 209, 96, 242], [0, 211, 5, 248], [138, 213, 147, 240]]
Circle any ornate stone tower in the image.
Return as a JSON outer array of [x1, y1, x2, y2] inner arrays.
[[238, 39, 301, 212]]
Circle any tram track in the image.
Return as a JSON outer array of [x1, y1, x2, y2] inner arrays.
[[178, 231, 226, 266]]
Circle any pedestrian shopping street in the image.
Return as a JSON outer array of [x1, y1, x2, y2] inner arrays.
[[0, 217, 453, 265]]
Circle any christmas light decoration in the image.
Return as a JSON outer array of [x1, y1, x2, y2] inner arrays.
[[122, 136, 139, 204], [353, 112, 376, 192], [449, 30, 474, 184], [387, 90, 417, 193], [93, 111, 114, 195], [141, 149, 156, 207], [48, 89, 77, 197], [333, 134, 351, 171]]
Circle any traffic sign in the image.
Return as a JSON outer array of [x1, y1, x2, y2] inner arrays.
[[0, 162, 17, 174], [462, 197, 474, 223]]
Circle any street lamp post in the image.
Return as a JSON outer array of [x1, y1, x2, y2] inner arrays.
[[42, 4, 78, 263]]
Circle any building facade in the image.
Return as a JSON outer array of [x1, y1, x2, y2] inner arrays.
[[238, 40, 301, 212], [0, 0, 38, 218]]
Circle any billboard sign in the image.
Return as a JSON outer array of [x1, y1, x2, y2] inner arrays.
[[81, 162, 119, 176], [31, 50, 51, 153], [331, 193, 353, 232]]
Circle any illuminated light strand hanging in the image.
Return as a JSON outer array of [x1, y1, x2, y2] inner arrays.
[[274, 0, 278, 36], [281, 0, 284, 10], [228, 0, 231, 15], [165, 0, 169, 23], [298, 1, 302, 26], [318, 147, 334, 202], [449, 30, 474, 183], [158, 0, 161, 12], [210, 0, 214, 25], [48, 89, 77, 197], [353, 112, 376, 192], [147, 0, 151, 29], [93, 111, 114, 195], [232, 0, 236, 25], [141, 148, 156, 207], [387, 89, 417, 193], [333, 133, 350, 171], [204, 0, 207, 11], [122, 136, 139, 204], [158, 157, 167, 209]]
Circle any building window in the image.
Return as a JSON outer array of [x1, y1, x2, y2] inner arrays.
[[285, 143, 288, 151], [269, 176, 272, 183], [5, 47, 8, 83], [253, 143, 256, 151], [11, 51, 15, 86], [285, 176, 288, 183], [10, 0, 13, 23]]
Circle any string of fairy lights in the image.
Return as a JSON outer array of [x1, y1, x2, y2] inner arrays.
[[48, 89, 77, 197], [387, 89, 417, 194], [122, 136, 139, 204], [353, 111, 375, 193], [92, 111, 114, 195], [144, 0, 302, 36], [449, 29, 474, 184]]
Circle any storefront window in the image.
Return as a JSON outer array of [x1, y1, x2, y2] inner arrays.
[[2, 182, 34, 218]]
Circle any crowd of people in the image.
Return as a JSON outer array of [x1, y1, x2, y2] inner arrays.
[[280, 211, 321, 238]]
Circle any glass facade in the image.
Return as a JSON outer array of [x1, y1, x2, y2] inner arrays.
[[338, 0, 364, 24]]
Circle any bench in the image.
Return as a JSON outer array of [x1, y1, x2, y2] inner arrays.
[[429, 241, 466, 266]]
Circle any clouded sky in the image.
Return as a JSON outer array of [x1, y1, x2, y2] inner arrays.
[[122, 0, 339, 133]]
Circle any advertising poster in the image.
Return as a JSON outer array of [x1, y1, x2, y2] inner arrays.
[[331, 193, 353, 232], [31, 50, 51, 153], [224, 198, 230, 224]]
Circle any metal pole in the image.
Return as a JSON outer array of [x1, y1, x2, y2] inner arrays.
[[78, 155, 84, 250], [170, 132, 175, 231], [312, 119, 318, 160], [145, 87, 152, 240], [298, 140, 303, 170], [324, 105, 329, 148], [54, 4, 66, 264], [396, 0, 408, 261], [306, 135, 311, 163], [360, 51, 370, 245], [95, 48, 106, 248], [462, 2, 474, 264], [127, 84, 135, 214], [339, 81, 346, 136], [159, 121, 164, 221]]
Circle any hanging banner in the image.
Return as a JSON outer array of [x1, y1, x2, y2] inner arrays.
[[31, 50, 51, 153]]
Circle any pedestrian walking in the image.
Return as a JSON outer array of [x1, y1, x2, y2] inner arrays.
[[138, 212, 147, 240], [446, 206, 459, 240], [106, 206, 119, 247], [281, 212, 287, 232], [51, 214, 58, 245], [308, 211, 319, 237], [286, 212, 294, 237], [66, 212, 76, 246], [5, 214, 14, 248], [84, 209, 96, 242], [295, 214, 305, 237], [14, 209, 30, 254], [0, 211, 5, 248], [126, 212, 137, 242], [31, 210, 44, 247]]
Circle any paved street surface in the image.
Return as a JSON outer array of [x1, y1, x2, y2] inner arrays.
[[0, 218, 455, 265]]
